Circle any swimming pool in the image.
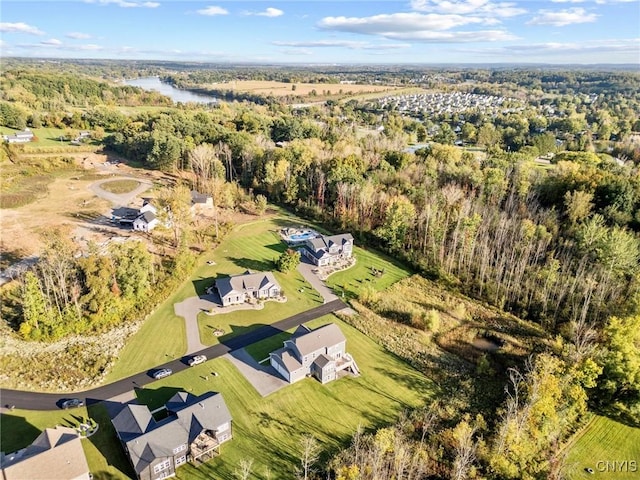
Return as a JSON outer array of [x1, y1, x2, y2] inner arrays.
[[289, 232, 317, 241]]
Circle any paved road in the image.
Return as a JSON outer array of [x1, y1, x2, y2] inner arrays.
[[297, 257, 338, 303], [0, 299, 346, 411]]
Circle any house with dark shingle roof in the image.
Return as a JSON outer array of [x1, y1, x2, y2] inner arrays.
[[0, 426, 90, 480], [133, 202, 159, 232], [111, 391, 232, 480], [302, 233, 353, 266], [214, 270, 281, 307], [270, 323, 359, 384]]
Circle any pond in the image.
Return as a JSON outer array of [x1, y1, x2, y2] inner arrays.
[[124, 76, 218, 104]]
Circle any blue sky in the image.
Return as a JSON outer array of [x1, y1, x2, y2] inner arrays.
[[1, 1, 639, 64]]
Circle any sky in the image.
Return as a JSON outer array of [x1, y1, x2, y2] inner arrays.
[[1, 0, 639, 64]]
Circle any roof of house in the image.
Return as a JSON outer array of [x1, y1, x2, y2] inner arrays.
[[215, 271, 280, 299], [135, 211, 157, 224], [313, 354, 334, 369], [305, 234, 353, 257], [0, 427, 89, 480], [112, 392, 232, 475], [293, 323, 346, 357], [271, 347, 304, 373], [190, 190, 211, 204]]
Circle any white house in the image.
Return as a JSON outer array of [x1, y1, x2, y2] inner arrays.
[[214, 271, 281, 307], [2, 128, 34, 144], [301, 233, 354, 266]]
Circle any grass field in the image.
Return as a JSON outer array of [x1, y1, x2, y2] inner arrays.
[[100, 179, 140, 194], [106, 216, 322, 380], [1, 316, 433, 479], [326, 245, 413, 298], [137, 315, 434, 479], [196, 218, 323, 345], [564, 415, 640, 480], [205, 80, 401, 98]]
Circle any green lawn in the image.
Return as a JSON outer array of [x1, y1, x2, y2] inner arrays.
[[326, 245, 412, 299], [100, 179, 140, 194], [196, 218, 322, 346], [106, 216, 322, 380], [564, 415, 640, 480], [0, 126, 77, 147], [138, 315, 435, 479], [1, 315, 434, 480]]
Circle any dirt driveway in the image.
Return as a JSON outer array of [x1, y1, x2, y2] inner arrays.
[[89, 177, 153, 207]]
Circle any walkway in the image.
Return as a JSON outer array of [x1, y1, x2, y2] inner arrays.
[[0, 299, 346, 411], [173, 295, 214, 354]]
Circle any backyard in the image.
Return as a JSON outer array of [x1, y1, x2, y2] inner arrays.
[[564, 415, 640, 480]]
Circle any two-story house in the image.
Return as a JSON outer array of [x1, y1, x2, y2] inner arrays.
[[0, 426, 91, 480], [302, 234, 354, 266], [133, 202, 159, 232], [270, 323, 359, 384], [215, 270, 281, 307], [111, 391, 232, 480]]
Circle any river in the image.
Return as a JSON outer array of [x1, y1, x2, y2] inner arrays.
[[124, 76, 218, 104]]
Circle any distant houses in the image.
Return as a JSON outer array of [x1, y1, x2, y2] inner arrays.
[[111, 391, 232, 480], [215, 270, 281, 307], [2, 128, 34, 144], [0, 426, 91, 480], [270, 323, 359, 384], [301, 233, 354, 267]]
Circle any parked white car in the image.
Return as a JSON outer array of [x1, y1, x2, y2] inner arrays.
[[188, 355, 207, 367]]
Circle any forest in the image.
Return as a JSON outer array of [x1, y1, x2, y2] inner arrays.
[[1, 62, 639, 479]]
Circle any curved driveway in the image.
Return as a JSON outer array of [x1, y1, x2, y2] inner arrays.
[[0, 299, 345, 411], [89, 176, 153, 206]]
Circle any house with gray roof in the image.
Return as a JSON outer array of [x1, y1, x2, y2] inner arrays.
[[302, 233, 354, 266], [0, 426, 90, 480], [133, 202, 159, 232], [270, 323, 359, 384], [215, 270, 281, 307], [111, 391, 232, 480], [2, 128, 34, 144]]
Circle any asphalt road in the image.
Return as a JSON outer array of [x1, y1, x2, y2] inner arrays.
[[0, 299, 346, 411]]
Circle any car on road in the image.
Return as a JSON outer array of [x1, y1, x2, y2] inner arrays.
[[61, 398, 84, 409], [152, 368, 172, 379], [188, 355, 207, 366]]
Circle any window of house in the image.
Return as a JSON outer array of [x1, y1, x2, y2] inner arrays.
[[173, 444, 186, 454], [153, 459, 171, 474], [175, 455, 187, 467]]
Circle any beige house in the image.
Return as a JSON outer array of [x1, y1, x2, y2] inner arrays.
[[0, 426, 90, 480], [215, 271, 281, 307], [270, 323, 359, 384]]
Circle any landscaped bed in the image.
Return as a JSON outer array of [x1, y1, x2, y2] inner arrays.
[[99, 179, 140, 194]]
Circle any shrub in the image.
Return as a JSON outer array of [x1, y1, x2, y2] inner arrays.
[[424, 309, 441, 332]]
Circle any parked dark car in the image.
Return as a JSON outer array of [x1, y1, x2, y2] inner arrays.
[[61, 398, 84, 409]]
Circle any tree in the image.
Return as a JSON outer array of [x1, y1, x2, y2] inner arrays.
[[297, 435, 320, 480], [276, 249, 300, 273], [19, 271, 51, 339]]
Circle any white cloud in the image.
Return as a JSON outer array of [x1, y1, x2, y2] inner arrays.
[[551, 0, 585, 3], [78, 44, 103, 50], [273, 39, 411, 50], [467, 38, 640, 58], [41, 38, 62, 46], [66, 32, 92, 39], [254, 7, 284, 18], [280, 48, 313, 56], [528, 8, 598, 26], [410, 0, 526, 17], [0, 22, 45, 35], [196, 5, 229, 16], [318, 13, 517, 42], [85, 0, 159, 7]]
